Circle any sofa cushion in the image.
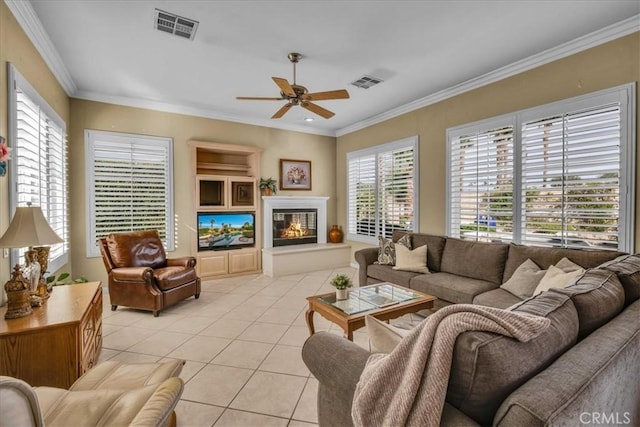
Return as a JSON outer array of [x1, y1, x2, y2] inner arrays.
[[473, 288, 522, 309], [598, 254, 640, 306], [153, 267, 197, 291], [503, 244, 622, 283], [447, 291, 579, 426], [410, 272, 498, 304], [106, 230, 167, 269], [366, 264, 420, 288], [440, 238, 509, 284], [552, 269, 625, 339], [499, 259, 546, 299], [392, 245, 428, 273]]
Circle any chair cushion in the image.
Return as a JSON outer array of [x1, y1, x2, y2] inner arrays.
[[107, 230, 167, 269], [446, 291, 579, 426], [70, 360, 184, 391], [440, 238, 509, 284], [410, 272, 498, 304], [598, 254, 640, 306], [153, 267, 198, 291]]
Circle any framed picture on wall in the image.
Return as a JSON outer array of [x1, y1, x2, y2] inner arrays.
[[280, 159, 311, 190]]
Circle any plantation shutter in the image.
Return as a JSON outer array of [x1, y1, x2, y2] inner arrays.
[[521, 104, 622, 249], [378, 146, 415, 238], [11, 67, 68, 272], [347, 154, 376, 238], [449, 125, 514, 242], [86, 131, 174, 257]]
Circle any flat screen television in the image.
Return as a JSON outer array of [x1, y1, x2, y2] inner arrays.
[[197, 212, 256, 251]]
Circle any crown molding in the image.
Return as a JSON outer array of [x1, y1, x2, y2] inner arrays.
[[336, 14, 640, 137], [4, 0, 77, 95], [73, 90, 337, 137]]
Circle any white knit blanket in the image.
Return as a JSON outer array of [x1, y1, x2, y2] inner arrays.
[[351, 304, 550, 427]]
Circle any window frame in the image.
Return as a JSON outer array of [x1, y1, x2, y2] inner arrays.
[[346, 136, 419, 245], [84, 129, 175, 257], [446, 83, 635, 252], [7, 63, 69, 273]]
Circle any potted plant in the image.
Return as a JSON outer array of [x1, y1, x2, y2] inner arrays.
[[260, 177, 277, 196], [330, 273, 353, 300]]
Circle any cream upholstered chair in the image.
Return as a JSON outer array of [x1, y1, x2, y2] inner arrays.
[[0, 360, 185, 427]]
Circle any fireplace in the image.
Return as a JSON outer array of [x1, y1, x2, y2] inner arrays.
[[273, 208, 317, 247]]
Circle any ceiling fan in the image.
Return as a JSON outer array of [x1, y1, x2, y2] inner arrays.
[[236, 52, 349, 119]]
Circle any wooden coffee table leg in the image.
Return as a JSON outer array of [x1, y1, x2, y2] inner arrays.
[[346, 328, 353, 341], [305, 308, 315, 335]]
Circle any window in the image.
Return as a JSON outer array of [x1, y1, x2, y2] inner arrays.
[[85, 130, 174, 257], [8, 64, 68, 273], [347, 136, 418, 243], [448, 84, 635, 252]]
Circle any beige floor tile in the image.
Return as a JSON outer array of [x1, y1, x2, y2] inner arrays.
[[278, 326, 313, 347], [237, 322, 289, 344], [222, 305, 268, 322], [134, 313, 187, 330], [212, 340, 273, 369], [228, 283, 267, 295], [161, 357, 206, 383], [181, 364, 253, 406], [259, 345, 309, 377], [102, 309, 150, 326], [199, 318, 253, 339], [215, 293, 253, 307], [127, 331, 193, 356], [102, 323, 123, 337], [175, 400, 224, 427], [193, 303, 234, 318], [165, 315, 218, 334], [242, 295, 280, 309], [288, 421, 318, 427], [257, 284, 295, 297], [110, 351, 161, 363], [213, 409, 288, 427], [292, 378, 318, 423], [167, 335, 232, 363], [257, 307, 303, 325], [102, 326, 157, 351], [271, 296, 308, 311], [97, 348, 120, 363], [229, 372, 307, 418]]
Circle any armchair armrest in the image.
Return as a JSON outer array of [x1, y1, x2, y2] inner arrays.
[[167, 257, 196, 268], [355, 247, 379, 286], [111, 267, 154, 283]]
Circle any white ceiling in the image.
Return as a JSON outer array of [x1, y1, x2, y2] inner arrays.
[[15, 1, 640, 136]]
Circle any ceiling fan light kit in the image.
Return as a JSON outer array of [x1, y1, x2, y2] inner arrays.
[[236, 52, 349, 120]]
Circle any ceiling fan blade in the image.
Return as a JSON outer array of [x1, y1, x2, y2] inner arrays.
[[272, 103, 293, 119], [302, 102, 335, 119], [272, 77, 296, 97], [236, 96, 284, 101], [305, 89, 350, 101]]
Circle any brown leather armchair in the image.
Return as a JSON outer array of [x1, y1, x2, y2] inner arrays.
[[99, 230, 201, 317]]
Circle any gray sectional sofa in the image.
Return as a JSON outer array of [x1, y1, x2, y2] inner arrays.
[[303, 234, 640, 426]]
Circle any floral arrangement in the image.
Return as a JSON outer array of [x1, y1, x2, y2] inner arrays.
[[0, 137, 10, 177], [287, 166, 306, 184]]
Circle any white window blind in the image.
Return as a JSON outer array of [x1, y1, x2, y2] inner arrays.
[[85, 130, 174, 257], [447, 84, 634, 252], [9, 64, 68, 273], [347, 137, 418, 243], [449, 125, 514, 242]]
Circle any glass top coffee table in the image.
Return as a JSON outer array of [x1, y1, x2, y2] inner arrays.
[[305, 282, 436, 341]]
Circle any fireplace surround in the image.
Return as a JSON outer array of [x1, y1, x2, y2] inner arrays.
[[263, 196, 328, 249]]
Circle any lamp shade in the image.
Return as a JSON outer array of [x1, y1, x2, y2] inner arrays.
[[0, 206, 63, 248]]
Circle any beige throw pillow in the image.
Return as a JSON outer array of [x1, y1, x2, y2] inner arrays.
[[555, 257, 582, 272], [392, 244, 429, 273], [533, 265, 585, 296], [366, 315, 411, 353], [500, 258, 547, 299]]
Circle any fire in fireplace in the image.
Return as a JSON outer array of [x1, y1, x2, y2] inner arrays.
[[273, 208, 317, 247]]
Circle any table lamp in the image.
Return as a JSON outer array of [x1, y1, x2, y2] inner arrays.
[[0, 205, 63, 318]]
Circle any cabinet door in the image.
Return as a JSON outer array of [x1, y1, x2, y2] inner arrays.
[[229, 250, 258, 274], [199, 252, 228, 276], [197, 176, 226, 209], [229, 177, 256, 209]]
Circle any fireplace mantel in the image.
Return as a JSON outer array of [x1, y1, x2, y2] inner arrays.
[[262, 196, 329, 249]]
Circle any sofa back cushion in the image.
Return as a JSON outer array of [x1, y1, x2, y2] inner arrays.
[[446, 291, 579, 426], [503, 244, 622, 283], [552, 269, 625, 339], [598, 254, 640, 306], [440, 238, 509, 284], [392, 231, 446, 272], [106, 230, 167, 269]]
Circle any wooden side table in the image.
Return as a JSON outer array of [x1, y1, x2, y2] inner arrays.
[[0, 282, 103, 388]]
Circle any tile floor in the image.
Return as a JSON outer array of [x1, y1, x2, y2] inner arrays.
[[98, 266, 376, 427]]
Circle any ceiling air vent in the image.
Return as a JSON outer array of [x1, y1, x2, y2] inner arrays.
[[154, 9, 199, 40], [351, 75, 383, 89]]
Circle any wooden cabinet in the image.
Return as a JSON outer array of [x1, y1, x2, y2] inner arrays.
[[0, 282, 103, 388], [190, 141, 262, 279]]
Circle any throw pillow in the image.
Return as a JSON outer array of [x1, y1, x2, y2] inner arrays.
[[393, 244, 429, 273], [555, 257, 582, 272], [374, 234, 412, 266], [500, 259, 547, 299], [365, 315, 411, 353], [533, 265, 585, 296]]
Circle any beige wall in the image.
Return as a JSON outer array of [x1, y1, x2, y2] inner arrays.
[[69, 99, 336, 285], [0, 2, 70, 283], [337, 33, 640, 258]]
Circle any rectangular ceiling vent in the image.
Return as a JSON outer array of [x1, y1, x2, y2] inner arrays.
[[351, 75, 383, 89], [154, 9, 199, 40]]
